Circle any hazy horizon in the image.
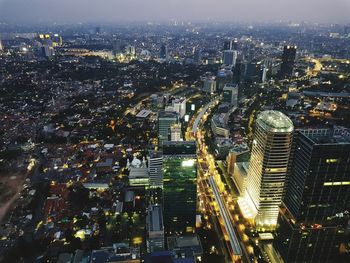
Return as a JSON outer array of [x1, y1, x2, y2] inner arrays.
[[0, 0, 349, 24]]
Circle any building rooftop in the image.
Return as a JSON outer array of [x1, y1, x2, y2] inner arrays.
[[148, 205, 164, 232], [158, 111, 179, 119], [300, 127, 350, 145], [136, 109, 152, 118], [257, 110, 293, 132], [149, 150, 162, 159], [229, 143, 249, 154], [212, 113, 228, 128], [167, 235, 203, 258], [162, 141, 196, 156]]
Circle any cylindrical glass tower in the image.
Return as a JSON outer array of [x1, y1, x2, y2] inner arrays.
[[243, 110, 293, 230]]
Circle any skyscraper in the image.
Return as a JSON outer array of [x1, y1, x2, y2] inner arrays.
[[223, 40, 233, 50], [148, 151, 163, 189], [223, 50, 238, 66], [238, 111, 294, 230], [170, 123, 183, 142], [146, 204, 165, 253], [193, 47, 202, 65], [232, 39, 239, 50], [203, 77, 216, 95], [280, 45, 297, 78], [244, 59, 262, 81], [162, 141, 197, 235], [160, 44, 168, 60], [216, 68, 233, 91], [158, 111, 179, 146], [275, 128, 350, 263], [169, 98, 186, 118], [223, 84, 239, 107]]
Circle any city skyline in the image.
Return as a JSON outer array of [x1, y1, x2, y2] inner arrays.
[[0, 0, 349, 24], [0, 6, 349, 262]]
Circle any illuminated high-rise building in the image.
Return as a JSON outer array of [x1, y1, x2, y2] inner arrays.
[[223, 39, 233, 50], [244, 59, 262, 81], [162, 141, 197, 235], [223, 84, 239, 107], [239, 111, 293, 230], [158, 111, 179, 146], [170, 123, 183, 142], [275, 128, 350, 263], [223, 50, 237, 66], [232, 39, 239, 50], [148, 151, 163, 189], [125, 45, 136, 56], [165, 98, 186, 118], [203, 77, 216, 95], [280, 45, 297, 78]]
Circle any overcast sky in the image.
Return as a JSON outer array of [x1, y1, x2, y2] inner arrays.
[[0, 0, 349, 24]]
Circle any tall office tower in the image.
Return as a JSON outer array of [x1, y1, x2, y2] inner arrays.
[[171, 98, 187, 118], [0, 39, 3, 52], [223, 84, 239, 107], [203, 77, 216, 95], [113, 39, 124, 56], [223, 50, 238, 66], [158, 111, 179, 146], [193, 47, 202, 65], [217, 68, 233, 91], [275, 128, 350, 263], [41, 45, 55, 58], [244, 59, 262, 81], [160, 44, 168, 60], [261, 66, 267, 83], [52, 34, 63, 47], [232, 58, 243, 83], [148, 151, 163, 189], [170, 123, 183, 142], [148, 151, 163, 205], [279, 45, 297, 78], [162, 141, 197, 235], [239, 111, 293, 230], [125, 45, 136, 56], [146, 204, 165, 253], [223, 40, 233, 50], [232, 39, 239, 50]]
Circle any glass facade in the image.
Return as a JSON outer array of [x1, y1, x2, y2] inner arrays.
[[162, 141, 197, 235], [158, 111, 179, 146], [275, 128, 350, 262], [241, 110, 293, 230]]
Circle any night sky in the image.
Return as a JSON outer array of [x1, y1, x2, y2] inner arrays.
[[0, 0, 349, 24]]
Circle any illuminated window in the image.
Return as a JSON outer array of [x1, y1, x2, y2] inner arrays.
[[326, 159, 339, 164], [324, 181, 350, 186]]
